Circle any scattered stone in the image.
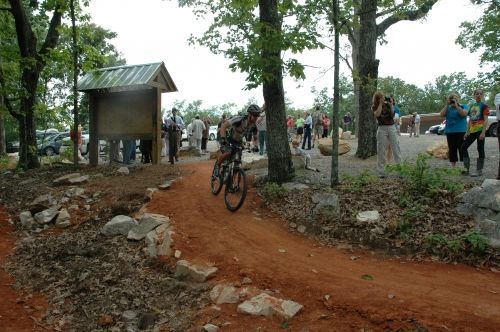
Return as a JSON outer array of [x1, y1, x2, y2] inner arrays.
[[145, 188, 158, 201], [278, 248, 287, 253], [297, 225, 306, 233], [210, 284, 240, 304], [34, 208, 59, 225], [281, 182, 309, 191], [121, 310, 138, 322], [53, 173, 81, 185], [318, 138, 351, 156], [144, 224, 173, 258], [158, 180, 173, 190], [117, 167, 129, 175], [174, 260, 218, 282], [237, 293, 303, 319], [174, 250, 182, 259], [19, 211, 36, 229], [55, 209, 71, 228], [202, 323, 220, 332], [30, 193, 55, 206], [101, 215, 138, 237], [127, 213, 167, 241], [64, 187, 85, 197], [388, 293, 396, 299], [289, 222, 297, 228], [241, 277, 252, 285], [481, 179, 500, 188], [312, 192, 340, 219], [356, 211, 380, 225]]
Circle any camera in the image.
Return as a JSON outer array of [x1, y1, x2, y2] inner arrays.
[[384, 97, 391, 102], [450, 99, 456, 104]]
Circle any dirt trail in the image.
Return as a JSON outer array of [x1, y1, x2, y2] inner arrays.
[[147, 161, 500, 331], [0, 206, 50, 332]]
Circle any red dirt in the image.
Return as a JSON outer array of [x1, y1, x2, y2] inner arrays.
[[0, 206, 51, 332], [147, 161, 500, 331]]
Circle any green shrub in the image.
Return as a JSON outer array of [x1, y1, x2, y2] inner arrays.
[[462, 231, 489, 255], [262, 182, 287, 201], [398, 219, 412, 239], [343, 170, 379, 193], [424, 233, 447, 255]]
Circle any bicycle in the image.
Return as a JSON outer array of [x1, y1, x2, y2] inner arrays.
[[210, 143, 248, 212]]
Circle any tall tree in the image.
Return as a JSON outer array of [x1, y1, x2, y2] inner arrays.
[[346, 0, 438, 158], [456, 0, 500, 94], [5, 0, 64, 169], [177, 0, 322, 182]]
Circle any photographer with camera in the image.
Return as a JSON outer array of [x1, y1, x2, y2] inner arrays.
[[440, 93, 468, 168], [372, 91, 401, 177]]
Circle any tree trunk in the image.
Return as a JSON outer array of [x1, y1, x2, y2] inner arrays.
[[354, 0, 378, 159], [0, 112, 5, 155], [330, 0, 340, 186], [18, 71, 40, 169], [259, 0, 293, 183]]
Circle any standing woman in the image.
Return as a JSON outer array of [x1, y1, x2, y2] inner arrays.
[[461, 89, 490, 176], [439, 93, 468, 168], [373, 91, 401, 177]]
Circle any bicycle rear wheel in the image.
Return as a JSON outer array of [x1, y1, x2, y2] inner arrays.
[[210, 161, 223, 195], [224, 168, 247, 212]]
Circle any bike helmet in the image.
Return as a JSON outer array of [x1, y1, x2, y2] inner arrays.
[[246, 104, 262, 115]]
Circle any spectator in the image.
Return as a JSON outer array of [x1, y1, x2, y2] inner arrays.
[[186, 122, 194, 147], [440, 93, 468, 168], [216, 114, 226, 148], [373, 91, 401, 177], [69, 124, 84, 161], [391, 97, 401, 136], [343, 112, 352, 131], [408, 114, 416, 137], [191, 115, 205, 153], [322, 114, 330, 138], [139, 140, 152, 163], [461, 89, 490, 176], [291, 139, 320, 172], [312, 106, 323, 148], [287, 115, 295, 142], [414, 112, 421, 137], [164, 107, 184, 164], [295, 114, 305, 143], [302, 111, 313, 150], [496, 93, 500, 180], [256, 107, 267, 155], [201, 117, 211, 154]]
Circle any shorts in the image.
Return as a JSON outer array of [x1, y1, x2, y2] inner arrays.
[[296, 127, 304, 135], [314, 126, 322, 136]]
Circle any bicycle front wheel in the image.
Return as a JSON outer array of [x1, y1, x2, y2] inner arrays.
[[210, 161, 223, 195], [224, 168, 247, 212]]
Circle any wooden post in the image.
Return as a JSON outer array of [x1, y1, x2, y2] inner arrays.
[[152, 88, 161, 164], [89, 93, 99, 166]]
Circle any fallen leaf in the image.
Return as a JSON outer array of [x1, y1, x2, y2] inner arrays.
[[361, 274, 374, 281]]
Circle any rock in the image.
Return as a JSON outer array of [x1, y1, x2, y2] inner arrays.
[[482, 179, 500, 188], [34, 208, 59, 225], [210, 284, 240, 304], [341, 131, 353, 140], [101, 215, 138, 237], [53, 173, 81, 185], [202, 323, 220, 332], [64, 187, 85, 197], [476, 219, 500, 243], [297, 225, 306, 233], [144, 223, 172, 257], [174, 250, 182, 259], [68, 175, 89, 185], [281, 182, 309, 191], [426, 142, 448, 159], [117, 167, 129, 175], [356, 211, 380, 225], [158, 180, 173, 190], [178, 146, 201, 157], [312, 192, 340, 219], [317, 138, 351, 156], [145, 188, 158, 201], [121, 310, 138, 322], [242, 154, 268, 170], [55, 209, 71, 228], [19, 211, 36, 229], [30, 194, 55, 206], [291, 156, 306, 169], [174, 260, 218, 282], [127, 213, 168, 241], [237, 293, 303, 319], [242, 277, 252, 285]]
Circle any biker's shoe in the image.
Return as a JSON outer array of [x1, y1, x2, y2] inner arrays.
[[213, 164, 220, 178]]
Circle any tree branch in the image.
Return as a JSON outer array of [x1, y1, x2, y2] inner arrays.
[[38, 3, 63, 61], [0, 7, 12, 11], [376, 4, 403, 18], [8, 0, 34, 58], [377, 0, 438, 37]]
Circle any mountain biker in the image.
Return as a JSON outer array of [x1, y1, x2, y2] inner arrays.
[[215, 104, 262, 175]]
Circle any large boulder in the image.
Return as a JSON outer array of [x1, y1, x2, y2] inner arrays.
[[317, 138, 351, 156], [426, 141, 448, 160]]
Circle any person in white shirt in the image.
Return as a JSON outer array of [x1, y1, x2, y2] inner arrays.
[[190, 115, 206, 153], [414, 112, 421, 137], [302, 111, 313, 150]]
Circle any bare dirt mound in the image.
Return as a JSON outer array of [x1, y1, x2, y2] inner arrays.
[[147, 161, 500, 331]]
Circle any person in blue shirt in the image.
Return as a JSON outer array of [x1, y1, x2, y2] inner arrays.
[[439, 93, 468, 168]]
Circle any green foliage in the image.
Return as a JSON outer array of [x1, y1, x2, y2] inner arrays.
[[262, 182, 287, 201], [462, 231, 489, 255], [386, 154, 463, 197], [424, 234, 447, 255], [342, 170, 379, 193], [398, 219, 412, 239]]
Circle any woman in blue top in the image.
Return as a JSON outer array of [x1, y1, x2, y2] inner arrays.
[[439, 93, 468, 168]]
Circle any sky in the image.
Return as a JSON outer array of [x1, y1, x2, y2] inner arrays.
[[86, 0, 484, 111]]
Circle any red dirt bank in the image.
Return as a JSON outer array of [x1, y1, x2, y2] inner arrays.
[[148, 162, 500, 331]]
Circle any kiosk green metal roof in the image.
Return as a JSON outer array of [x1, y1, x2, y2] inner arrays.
[[77, 62, 177, 93]]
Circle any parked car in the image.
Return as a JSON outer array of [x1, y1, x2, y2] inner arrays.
[[209, 125, 218, 140], [430, 110, 497, 137], [427, 120, 446, 135], [6, 141, 19, 153], [38, 132, 70, 156]]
